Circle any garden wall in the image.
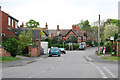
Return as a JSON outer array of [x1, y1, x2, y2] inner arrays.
[[0, 48, 11, 57], [28, 46, 39, 57]]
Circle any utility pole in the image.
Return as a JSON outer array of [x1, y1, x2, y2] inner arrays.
[[98, 14, 100, 54]]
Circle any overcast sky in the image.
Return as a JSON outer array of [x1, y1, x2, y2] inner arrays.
[[0, 0, 119, 29]]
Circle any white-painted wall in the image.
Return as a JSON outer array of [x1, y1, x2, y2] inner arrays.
[[41, 42, 48, 54]]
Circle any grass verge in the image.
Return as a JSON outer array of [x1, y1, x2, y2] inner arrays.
[[101, 56, 120, 61], [0, 56, 20, 63]]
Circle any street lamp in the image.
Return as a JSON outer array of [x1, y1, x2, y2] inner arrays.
[[98, 14, 101, 54]]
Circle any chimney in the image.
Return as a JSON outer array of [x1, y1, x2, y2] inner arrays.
[[57, 25, 59, 31], [20, 22, 24, 28], [72, 25, 77, 31], [45, 22, 48, 29]]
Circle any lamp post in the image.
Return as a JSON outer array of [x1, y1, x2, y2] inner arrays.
[[98, 14, 101, 54]]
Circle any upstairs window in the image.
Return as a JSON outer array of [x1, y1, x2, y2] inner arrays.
[[8, 17, 11, 26], [15, 21, 18, 28], [12, 19, 14, 27]]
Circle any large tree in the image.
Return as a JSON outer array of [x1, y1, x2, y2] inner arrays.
[[67, 34, 77, 43], [25, 19, 39, 28], [103, 24, 118, 41]]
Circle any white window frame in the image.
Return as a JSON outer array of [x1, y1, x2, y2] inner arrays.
[[12, 19, 14, 27], [8, 17, 11, 26], [15, 21, 18, 28]]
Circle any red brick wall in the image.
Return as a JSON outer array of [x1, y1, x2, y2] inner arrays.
[[29, 48, 38, 57], [1, 11, 16, 36], [0, 10, 2, 34], [117, 41, 120, 56], [0, 48, 11, 57]]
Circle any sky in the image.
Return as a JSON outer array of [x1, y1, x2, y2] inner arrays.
[[0, 0, 119, 29]]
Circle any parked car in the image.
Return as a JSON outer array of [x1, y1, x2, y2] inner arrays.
[[59, 48, 66, 54], [41, 47, 44, 54], [78, 42, 86, 50], [49, 47, 61, 57]]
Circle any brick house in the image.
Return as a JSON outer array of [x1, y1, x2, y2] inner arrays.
[[0, 6, 19, 37], [47, 24, 88, 43]]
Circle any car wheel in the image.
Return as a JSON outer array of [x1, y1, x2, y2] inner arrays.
[[64, 52, 66, 54], [49, 55, 52, 57], [58, 55, 60, 57]]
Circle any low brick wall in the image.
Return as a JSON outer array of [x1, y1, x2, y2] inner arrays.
[[28, 46, 39, 57], [117, 41, 120, 56], [0, 48, 11, 57]]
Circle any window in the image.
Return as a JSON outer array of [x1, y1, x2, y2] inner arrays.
[[12, 19, 14, 27], [8, 17, 11, 26], [0, 33, 5, 36], [15, 21, 18, 28]]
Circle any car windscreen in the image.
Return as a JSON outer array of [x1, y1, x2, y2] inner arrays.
[[51, 48, 59, 50]]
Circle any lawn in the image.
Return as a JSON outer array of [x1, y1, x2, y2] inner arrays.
[[101, 56, 120, 61], [0, 56, 20, 63]]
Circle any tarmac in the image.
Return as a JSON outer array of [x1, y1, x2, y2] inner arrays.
[[1, 54, 48, 68]]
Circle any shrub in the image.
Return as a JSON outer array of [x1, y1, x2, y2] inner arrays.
[[4, 38, 18, 57], [24, 54, 29, 57], [73, 44, 79, 50], [105, 41, 111, 53], [64, 44, 69, 50]]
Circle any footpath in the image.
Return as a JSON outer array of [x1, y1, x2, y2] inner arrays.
[[1, 54, 48, 68], [84, 47, 118, 64]]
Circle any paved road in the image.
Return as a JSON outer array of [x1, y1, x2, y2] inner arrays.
[[2, 48, 118, 78]]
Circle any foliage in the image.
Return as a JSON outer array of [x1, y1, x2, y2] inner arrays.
[[86, 39, 92, 46], [77, 20, 91, 33], [105, 41, 111, 53], [48, 38, 52, 48], [64, 44, 69, 50], [58, 39, 63, 44], [3, 38, 18, 57], [67, 34, 77, 43], [73, 44, 79, 50], [104, 19, 119, 26], [25, 19, 39, 28], [103, 24, 118, 41], [18, 30, 35, 54], [52, 36, 58, 44]]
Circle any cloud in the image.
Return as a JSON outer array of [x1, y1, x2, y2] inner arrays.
[[1, 0, 119, 29]]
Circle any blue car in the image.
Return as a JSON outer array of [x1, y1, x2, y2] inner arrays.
[[49, 47, 61, 57]]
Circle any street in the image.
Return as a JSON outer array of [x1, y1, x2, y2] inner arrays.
[[2, 48, 118, 78]]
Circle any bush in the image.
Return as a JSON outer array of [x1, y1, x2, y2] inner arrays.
[[64, 44, 69, 50], [105, 41, 111, 53], [73, 44, 79, 50], [3, 38, 18, 57], [24, 54, 29, 57]]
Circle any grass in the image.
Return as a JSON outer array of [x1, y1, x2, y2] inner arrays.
[[101, 56, 120, 61], [0, 56, 20, 63]]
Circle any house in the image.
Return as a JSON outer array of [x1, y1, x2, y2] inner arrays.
[[47, 24, 88, 43], [0, 6, 19, 36]]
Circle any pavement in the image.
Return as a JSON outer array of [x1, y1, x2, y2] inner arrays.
[[2, 54, 48, 68], [84, 47, 118, 64]]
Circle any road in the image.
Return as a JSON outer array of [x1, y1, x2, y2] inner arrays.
[[2, 48, 118, 78]]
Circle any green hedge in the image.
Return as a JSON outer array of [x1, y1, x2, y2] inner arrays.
[[73, 44, 79, 50]]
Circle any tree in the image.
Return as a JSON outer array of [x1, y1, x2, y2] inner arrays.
[[77, 20, 91, 33], [67, 34, 77, 43], [104, 19, 119, 26], [25, 19, 39, 28], [52, 36, 58, 44], [4, 38, 18, 57], [103, 24, 118, 41], [18, 30, 34, 53]]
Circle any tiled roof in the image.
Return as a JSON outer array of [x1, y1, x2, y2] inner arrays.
[[42, 28, 49, 36], [11, 28, 40, 40], [59, 29, 70, 36], [48, 30, 56, 34]]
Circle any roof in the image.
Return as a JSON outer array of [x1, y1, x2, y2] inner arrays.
[[48, 30, 56, 34], [59, 29, 70, 36], [11, 28, 40, 40], [1, 10, 19, 22], [42, 28, 49, 36]]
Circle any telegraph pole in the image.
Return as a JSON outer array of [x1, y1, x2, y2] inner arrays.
[[98, 14, 100, 54]]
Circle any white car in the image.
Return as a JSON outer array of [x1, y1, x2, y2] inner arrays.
[[59, 48, 66, 54]]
